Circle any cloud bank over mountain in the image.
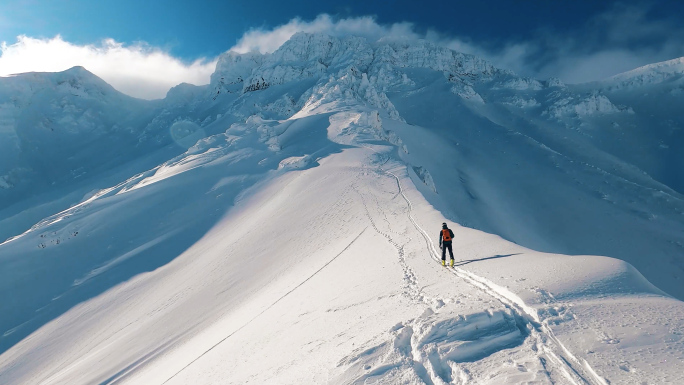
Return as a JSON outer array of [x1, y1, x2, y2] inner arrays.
[[230, 14, 419, 54]]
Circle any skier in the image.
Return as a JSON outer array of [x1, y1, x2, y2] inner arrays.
[[439, 222, 455, 266]]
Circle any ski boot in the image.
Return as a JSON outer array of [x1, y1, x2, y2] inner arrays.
[[441, 259, 446, 266], [450, 259, 454, 267]]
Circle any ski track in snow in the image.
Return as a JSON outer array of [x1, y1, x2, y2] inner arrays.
[[158, 227, 369, 385], [378, 162, 609, 385]]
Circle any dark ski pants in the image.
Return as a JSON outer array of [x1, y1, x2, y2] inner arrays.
[[441, 241, 454, 260]]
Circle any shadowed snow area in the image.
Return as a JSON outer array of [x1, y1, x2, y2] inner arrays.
[[0, 32, 683, 384]]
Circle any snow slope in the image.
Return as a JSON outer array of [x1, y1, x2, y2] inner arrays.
[[1, 32, 683, 384], [0, 59, 314, 243], [0, 67, 170, 245], [1, 99, 681, 384], [382, 70, 684, 299]]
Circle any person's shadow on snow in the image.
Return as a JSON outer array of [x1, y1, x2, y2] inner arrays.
[[454, 253, 521, 266]]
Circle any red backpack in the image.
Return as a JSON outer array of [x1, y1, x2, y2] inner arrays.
[[442, 229, 452, 242]]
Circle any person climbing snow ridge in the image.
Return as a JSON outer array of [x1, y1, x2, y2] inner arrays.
[[439, 222, 455, 266]]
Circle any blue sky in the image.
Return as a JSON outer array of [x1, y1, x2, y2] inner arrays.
[[1, 0, 683, 99], [0, 1, 632, 59]]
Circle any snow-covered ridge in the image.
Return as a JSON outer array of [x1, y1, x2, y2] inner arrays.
[[543, 91, 633, 118], [372, 39, 502, 78], [601, 56, 684, 89], [211, 32, 504, 96]]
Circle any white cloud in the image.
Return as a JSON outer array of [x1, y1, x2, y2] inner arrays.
[[231, 14, 419, 54], [0, 35, 217, 99]]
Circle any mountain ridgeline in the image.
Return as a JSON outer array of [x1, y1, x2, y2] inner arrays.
[[1, 32, 683, 298]]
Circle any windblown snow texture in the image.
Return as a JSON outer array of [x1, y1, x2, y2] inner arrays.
[[0, 32, 683, 384]]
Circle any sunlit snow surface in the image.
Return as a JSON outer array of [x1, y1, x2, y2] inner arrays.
[[1, 33, 683, 384]]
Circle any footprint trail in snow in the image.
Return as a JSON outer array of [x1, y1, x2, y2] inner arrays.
[[334, 152, 609, 385]]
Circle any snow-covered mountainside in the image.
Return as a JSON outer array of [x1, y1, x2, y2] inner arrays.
[[0, 67, 165, 243], [0, 66, 152, 192], [0, 32, 683, 384]]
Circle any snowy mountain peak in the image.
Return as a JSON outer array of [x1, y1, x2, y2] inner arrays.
[[0, 65, 121, 102], [0, 65, 155, 206], [209, 32, 508, 107], [61, 65, 93, 76], [273, 32, 344, 63], [270, 32, 373, 68], [53, 66, 120, 98], [238, 33, 374, 93]]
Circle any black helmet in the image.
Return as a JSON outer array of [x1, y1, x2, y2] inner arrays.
[[442, 222, 447, 228]]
